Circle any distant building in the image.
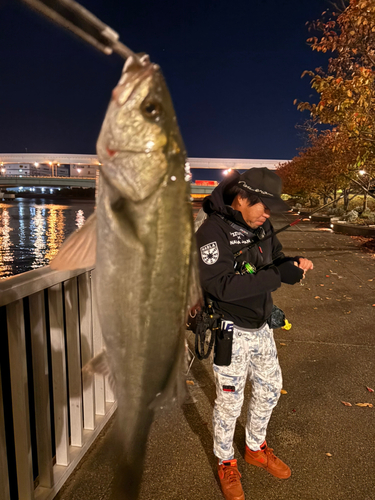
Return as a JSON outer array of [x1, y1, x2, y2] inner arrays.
[[1, 163, 70, 177], [70, 164, 97, 177]]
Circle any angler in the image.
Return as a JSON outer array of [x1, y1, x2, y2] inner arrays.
[[195, 168, 313, 500]]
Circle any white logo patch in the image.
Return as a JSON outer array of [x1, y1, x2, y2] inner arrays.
[[200, 241, 219, 265]]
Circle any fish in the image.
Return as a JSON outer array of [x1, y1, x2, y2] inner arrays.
[[50, 53, 201, 498]]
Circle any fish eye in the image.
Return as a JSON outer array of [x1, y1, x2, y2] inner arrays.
[[141, 100, 162, 120]]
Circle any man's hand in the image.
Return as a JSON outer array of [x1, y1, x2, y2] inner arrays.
[[297, 258, 314, 272], [294, 258, 313, 279]]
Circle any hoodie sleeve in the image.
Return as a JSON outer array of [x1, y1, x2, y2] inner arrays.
[[271, 230, 304, 283], [196, 219, 282, 302]]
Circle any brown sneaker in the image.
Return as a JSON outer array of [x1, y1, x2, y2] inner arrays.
[[244, 442, 291, 479], [217, 459, 245, 500]]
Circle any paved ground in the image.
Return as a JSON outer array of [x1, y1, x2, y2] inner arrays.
[[55, 213, 375, 500]]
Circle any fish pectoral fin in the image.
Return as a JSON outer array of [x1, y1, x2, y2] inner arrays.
[[82, 349, 116, 391], [49, 212, 97, 271]]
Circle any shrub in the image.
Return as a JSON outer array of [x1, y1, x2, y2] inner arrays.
[[332, 207, 345, 217], [345, 210, 359, 222], [361, 209, 372, 219]]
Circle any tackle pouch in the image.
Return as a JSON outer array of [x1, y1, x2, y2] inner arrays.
[[267, 305, 286, 329], [214, 320, 234, 366]]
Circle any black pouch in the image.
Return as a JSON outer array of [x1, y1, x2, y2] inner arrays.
[[214, 320, 234, 366], [267, 305, 286, 329]]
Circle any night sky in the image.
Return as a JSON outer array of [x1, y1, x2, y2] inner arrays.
[[0, 0, 331, 160]]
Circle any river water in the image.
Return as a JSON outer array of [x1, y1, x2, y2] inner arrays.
[[0, 198, 202, 279], [0, 198, 96, 279]]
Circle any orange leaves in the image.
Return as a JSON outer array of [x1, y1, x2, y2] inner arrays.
[[297, 0, 375, 162], [341, 385, 374, 408]]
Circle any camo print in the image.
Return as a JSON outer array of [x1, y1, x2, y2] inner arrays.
[[212, 323, 282, 461]]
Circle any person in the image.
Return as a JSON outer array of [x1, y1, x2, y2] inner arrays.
[[195, 168, 313, 500]]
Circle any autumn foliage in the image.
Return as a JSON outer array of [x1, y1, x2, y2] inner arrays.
[[281, 0, 375, 210]]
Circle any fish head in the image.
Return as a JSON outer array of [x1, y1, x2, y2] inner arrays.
[[97, 55, 186, 201]]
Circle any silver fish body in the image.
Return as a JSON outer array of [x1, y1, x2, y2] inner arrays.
[[95, 57, 199, 498]]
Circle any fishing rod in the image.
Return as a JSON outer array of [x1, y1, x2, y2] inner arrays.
[[20, 0, 141, 62], [234, 193, 346, 260]]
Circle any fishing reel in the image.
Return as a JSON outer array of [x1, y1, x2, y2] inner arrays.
[[234, 261, 257, 275]]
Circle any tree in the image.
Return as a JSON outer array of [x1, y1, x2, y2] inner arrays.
[[294, 0, 375, 209]]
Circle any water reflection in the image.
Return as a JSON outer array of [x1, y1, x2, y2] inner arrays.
[[31, 207, 46, 269], [0, 199, 95, 278], [0, 205, 14, 276], [0, 199, 200, 279], [76, 209, 85, 229], [45, 208, 66, 263]]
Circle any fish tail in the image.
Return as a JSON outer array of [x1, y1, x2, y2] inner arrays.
[[108, 411, 154, 499]]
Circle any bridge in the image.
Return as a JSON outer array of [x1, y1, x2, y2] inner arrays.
[[0, 153, 287, 170], [0, 176, 96, 189], [0, 176, 219, 196]]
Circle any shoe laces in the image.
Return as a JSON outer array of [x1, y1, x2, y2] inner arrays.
[[264, 446, 277, 462], [222, 464, 242, 483]]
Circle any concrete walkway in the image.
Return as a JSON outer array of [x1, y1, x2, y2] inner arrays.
[[55, 213, 375, 500]]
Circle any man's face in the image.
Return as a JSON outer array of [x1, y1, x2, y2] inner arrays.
[[236, 198, 271, 228]]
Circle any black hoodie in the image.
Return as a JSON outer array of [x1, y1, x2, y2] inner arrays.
[[196, 171, 296, 328]]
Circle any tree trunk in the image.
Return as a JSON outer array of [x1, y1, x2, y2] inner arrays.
[[343, 188, 350, 211], [363, 192, 368, 211], [333, 187, 337, 208]]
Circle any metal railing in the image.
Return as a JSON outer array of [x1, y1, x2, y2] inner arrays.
[[0, 266, 117, 500]]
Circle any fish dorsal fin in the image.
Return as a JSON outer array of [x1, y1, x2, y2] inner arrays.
[[49, 212, 97, 271]]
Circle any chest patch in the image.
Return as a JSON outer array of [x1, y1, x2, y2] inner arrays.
[[200, 241, 219, 265]]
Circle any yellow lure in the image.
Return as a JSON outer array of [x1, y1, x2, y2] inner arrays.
[[282, 319, 292, 330]]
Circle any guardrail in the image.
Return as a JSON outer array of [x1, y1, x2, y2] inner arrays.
[[0, 266, 117, 500]]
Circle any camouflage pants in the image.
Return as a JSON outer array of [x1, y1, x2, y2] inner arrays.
[[212, 322, 283, 461]]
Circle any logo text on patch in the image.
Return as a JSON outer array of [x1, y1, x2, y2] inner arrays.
[[200, 241, 219, 265]]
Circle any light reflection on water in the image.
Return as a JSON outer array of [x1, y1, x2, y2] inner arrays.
[[0, 199, 95, 279], [0, 199, 202, 279]]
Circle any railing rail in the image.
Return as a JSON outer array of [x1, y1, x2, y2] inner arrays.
[[0, 266, 117, 500]]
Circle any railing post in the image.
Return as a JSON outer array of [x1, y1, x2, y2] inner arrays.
[[48, 283, 70, 466], [7, 299, 34, 499], [64, 277, 83, 447], [78, 272, 95, 430], [0, 362, 11, 500], [29, 291, 54, 488], [91, 270, 106, 416]]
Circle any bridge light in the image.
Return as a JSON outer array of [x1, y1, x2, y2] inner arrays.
[[50, 189, 54, 194], [77, 168, 82, 174], [41, 188, 45, 193], [49, 162, 52, 166], [34, 162, 39, 167]]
